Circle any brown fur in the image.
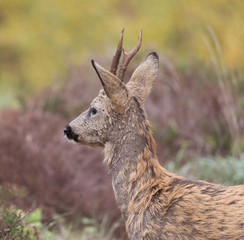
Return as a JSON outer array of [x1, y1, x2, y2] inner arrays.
[[65, 52, 244, 239]]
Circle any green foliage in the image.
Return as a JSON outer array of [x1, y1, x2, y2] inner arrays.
[[0, 208, 29, 240], [25, 208, 42, 230], [79, 215, 121, 240], [0, 185, 28, 239], [0, 185, 44, 239], [190, 154, 244, 185], [0, 0, 244, 108], [0, 190, 120, 240], [26, 209, 56, 239], [168, 153, 244, 185]]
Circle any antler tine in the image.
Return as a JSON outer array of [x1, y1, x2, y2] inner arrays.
[[110, 28, 125, 75], [118, 29, 143, 81]]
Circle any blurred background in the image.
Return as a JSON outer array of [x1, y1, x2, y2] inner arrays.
[[0, 0, 244, 239]]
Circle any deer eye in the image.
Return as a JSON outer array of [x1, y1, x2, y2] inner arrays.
[[89, 107, 97, 117]]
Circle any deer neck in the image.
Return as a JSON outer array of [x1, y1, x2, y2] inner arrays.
[[104, 112, 163, 219]]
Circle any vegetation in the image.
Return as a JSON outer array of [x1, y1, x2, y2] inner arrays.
[[0, 1, 244, 239], [167, 153, 244, 185], [0, 0, 244, 108], [0, 205, 120, 240]]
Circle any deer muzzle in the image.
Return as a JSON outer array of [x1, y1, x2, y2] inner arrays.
[[64, 125, 79, 142]]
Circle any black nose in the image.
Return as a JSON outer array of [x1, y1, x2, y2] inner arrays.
[[64, 125, 78, 141]]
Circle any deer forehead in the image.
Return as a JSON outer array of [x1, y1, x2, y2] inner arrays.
[[91, 89, 109, 108]]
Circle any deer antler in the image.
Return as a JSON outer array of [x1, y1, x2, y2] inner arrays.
[[110, 29, 143, 81], [118, 29, 142, 81], [110, 28, 125, 75]]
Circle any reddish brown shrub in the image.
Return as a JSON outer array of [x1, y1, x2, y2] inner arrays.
[[0, 109, 120, 221]]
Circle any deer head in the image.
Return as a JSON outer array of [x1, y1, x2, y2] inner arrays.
[[64, 29, 159, 148]]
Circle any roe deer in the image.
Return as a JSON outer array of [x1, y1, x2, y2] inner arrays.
[[64, 29, 244, 240]]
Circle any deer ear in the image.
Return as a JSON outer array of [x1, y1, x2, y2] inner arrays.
[[91, 60, 130, 113], [126, 52, 159, 105]]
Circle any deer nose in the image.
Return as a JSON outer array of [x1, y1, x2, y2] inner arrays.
[[64, 125, 78, 141], [64, 125, 72, 138]]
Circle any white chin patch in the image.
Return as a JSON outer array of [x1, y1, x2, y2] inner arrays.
[[64, 135, 78, 144], [69, 139, 78, 144]]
